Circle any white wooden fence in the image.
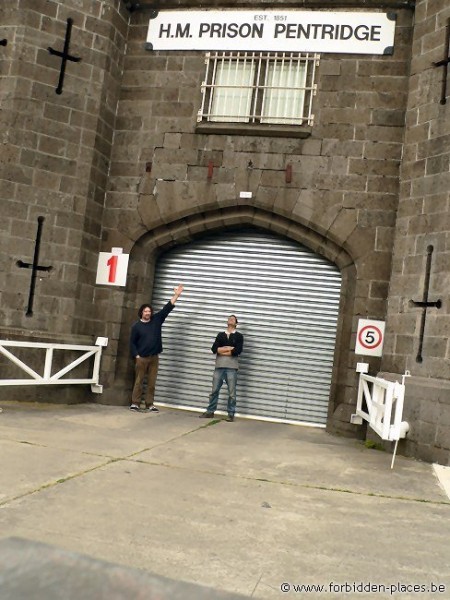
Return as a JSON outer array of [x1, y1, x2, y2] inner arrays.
[[0, 337, 108, 394], [351, 362, 410, 468]]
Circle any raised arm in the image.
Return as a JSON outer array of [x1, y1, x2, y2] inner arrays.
[[170, 284, 184, 305]]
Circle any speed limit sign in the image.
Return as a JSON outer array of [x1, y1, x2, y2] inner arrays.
[[355, 319, 385, 357]]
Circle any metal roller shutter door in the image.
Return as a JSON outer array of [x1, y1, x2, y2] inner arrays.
[[152, 230, 341, 426]]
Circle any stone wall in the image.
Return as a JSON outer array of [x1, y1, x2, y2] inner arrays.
[[4, 1, 448, 466], [98, 0, 414, 439], [0, 0, 128, 401], [381, 0, 450, 464]]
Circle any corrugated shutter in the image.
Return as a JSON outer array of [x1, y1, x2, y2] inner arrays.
[[152, 229, 341, 426]]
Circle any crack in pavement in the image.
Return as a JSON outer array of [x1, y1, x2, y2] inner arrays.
[[3, 423, 449, 509]]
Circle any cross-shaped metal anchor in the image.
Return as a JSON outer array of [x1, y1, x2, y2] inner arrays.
[[433, 17, 450, 105], [48, 18, 81, 95], [17, 217, 53, 317], [410, 245, 441, 363]]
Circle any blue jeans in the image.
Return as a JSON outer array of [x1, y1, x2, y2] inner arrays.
[[207, 368, 238, 416]]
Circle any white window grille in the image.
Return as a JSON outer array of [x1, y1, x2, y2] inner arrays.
[[198, 52, 319, 126]]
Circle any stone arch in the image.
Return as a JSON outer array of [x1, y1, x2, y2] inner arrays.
[[107, 205, 356, 429]]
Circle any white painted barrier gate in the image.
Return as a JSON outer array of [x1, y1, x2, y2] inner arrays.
[[351, 363, 410, 468], [0, 337, 108, 394]]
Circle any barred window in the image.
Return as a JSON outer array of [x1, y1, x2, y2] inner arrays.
[[198, 52, 319, 127]]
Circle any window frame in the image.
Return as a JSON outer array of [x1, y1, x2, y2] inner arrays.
[[197, 51, 319, 129]]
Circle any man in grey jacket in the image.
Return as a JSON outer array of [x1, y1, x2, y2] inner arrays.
[[199, 315, 244, 422]]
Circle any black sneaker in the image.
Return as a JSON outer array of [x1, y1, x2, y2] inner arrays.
[[199, 412, 215, 418], [148, 406, 159, 412], [226, 415, 234, 422], [129, 405, 140, 412]]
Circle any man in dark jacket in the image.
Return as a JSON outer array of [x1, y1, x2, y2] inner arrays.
[[199, 314, 244, 422], [129, 284, 183, 412]]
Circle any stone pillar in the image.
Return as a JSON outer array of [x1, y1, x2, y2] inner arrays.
[[0, 0, 128, 401], [381, 0, 450, 465]]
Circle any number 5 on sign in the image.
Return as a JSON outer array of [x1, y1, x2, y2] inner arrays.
[[96, 248, 129, 286], [355, 319, 385, 357]]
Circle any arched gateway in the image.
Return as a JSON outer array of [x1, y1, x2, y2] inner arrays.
[[151, 228, 342, 426]]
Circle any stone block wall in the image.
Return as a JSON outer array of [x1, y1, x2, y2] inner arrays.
[[0, 0, 128, 401], [4, 0, 448, 466], [381, 0, 450, 464], [98, 0, 415, 430]]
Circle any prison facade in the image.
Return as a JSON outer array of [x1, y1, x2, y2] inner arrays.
[[0, 0, 449, 465]]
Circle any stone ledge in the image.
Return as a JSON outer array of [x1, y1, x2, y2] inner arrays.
[[379, 372, 450, 395], [195, 122, 312, 139]]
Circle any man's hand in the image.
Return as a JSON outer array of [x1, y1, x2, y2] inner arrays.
[[217, 346, 233, 356], [170, 284, 184, 304]]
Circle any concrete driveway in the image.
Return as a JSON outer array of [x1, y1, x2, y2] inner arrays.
[[0, 401, 449, 599]]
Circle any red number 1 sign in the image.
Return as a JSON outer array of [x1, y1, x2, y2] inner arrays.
[[107, 255, 118, 283], [96, 249, 129, 286]]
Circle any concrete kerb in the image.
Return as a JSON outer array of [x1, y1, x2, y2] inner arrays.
[[433, 464, 450, 500]]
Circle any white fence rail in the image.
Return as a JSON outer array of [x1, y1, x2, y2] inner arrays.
[[0, 337, 108, 394], [351, 362, 410, 468]]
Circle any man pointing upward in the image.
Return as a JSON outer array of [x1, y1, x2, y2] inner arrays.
[[129, 284, 184, 412]]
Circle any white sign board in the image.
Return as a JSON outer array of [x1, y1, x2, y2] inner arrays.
[[96, 248, 129, 287], [355, 319, 385, 357], [146, 10, 396, 55]]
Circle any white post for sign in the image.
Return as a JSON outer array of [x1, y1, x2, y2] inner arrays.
[[352, 319, 410, 468]]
